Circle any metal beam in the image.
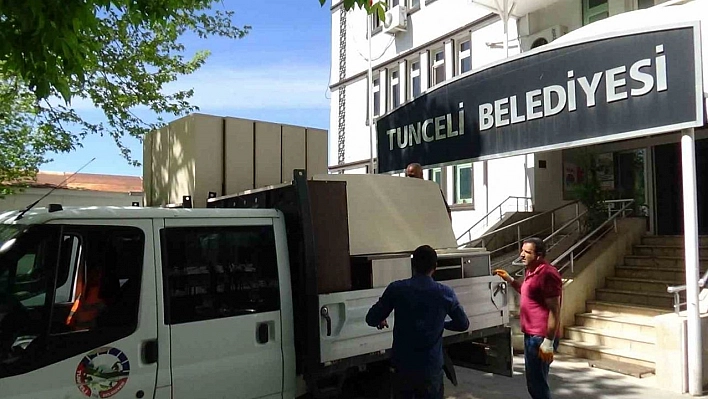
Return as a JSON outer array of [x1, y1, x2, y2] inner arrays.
[[680, 127, 702, 396]]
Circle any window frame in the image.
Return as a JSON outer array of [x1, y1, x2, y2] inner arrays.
[[583, 0, 609, 25], [161, 224, 280, 325], [409, 60, 421, 100], [408, 0, 421, 12], [373, 75, 381, 117], [458, 39, 472, 75], [390, 69, 400, 109], [453, 163, 474, 206], [432, 48, 446, 86]]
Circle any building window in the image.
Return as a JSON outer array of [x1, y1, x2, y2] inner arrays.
[[410, 61, 421, 99], [372, 12, 382, 32], [637, 0, 655, 8], [409, 0, 420, 10], [427, 168, 442, 186], [373, 76, 380, 117], [432, 49, 445, 85], [583, 0, 609, 25], [459, 40, 472, 74], [390, 70, 400, 109], [454, 163, 473, 204], [162, 225, 280, 325]]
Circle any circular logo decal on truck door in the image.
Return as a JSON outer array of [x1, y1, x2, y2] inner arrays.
[[75, 346, 131, 398]]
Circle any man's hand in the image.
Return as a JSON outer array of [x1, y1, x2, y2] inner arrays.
[[538, 338, 554, 363], [493, 269, 512, 282], [377, 320, 389, 330]]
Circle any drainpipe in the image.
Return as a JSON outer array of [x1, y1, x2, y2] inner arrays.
[[680, 127, 702, 396]]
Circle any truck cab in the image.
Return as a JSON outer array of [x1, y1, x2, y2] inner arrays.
[[0, 207, 297, 399]]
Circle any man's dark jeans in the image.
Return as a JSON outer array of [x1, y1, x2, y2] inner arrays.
[[524, 334, 559, 399], [391, 370, 444, 399]]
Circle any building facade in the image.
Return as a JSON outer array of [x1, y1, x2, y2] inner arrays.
[[329, 0, 675, 239]]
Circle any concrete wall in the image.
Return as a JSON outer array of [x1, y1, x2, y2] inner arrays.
[[144, 113, 328, 208], [655, 286, 708, 394], [558, 218, 647, 334]]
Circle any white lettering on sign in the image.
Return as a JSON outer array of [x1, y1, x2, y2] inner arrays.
[[388, 103, 465, 150], [478, 44, 669, 131]]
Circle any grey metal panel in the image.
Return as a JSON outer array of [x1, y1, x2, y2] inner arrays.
[[312, 174, 456, 255], [225, 118, 255, 195], [282, 125, 306, 181], [307, 128, 329, 176], [142, 129, 153, 206], [255, 122, 282, 188], [193, 114, 224, 208], [168, 116, 196, 206], [151, 125, 171, 207]]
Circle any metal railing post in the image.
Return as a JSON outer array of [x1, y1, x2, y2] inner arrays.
[[517, 225, 522, 250], [551, 213, 555, 235], [570, 252, 574, 273], [613, 217, 617, 232], [575, 203, 580, 231]]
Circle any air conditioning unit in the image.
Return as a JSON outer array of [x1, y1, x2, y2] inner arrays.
[[383, 5, 407, 34], [520, 25, 568, 52]]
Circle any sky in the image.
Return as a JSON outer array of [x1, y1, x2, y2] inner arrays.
[[42, 0, 333, 177]]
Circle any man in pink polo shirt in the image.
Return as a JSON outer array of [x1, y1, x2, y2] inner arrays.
[[494, 237, 562, 399]]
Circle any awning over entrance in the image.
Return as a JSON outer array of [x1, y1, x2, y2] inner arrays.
[[555, 1, 708, 100], [375, 2, 706, 174]]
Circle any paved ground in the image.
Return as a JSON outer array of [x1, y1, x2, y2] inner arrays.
[[444, 354, 708, 399]]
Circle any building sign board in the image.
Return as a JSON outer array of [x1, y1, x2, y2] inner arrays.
[[376, 23, 704, 173]]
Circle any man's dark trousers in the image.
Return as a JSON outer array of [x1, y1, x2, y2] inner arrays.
[[524, 334, 559, 399], [391, 369, 444, 399]]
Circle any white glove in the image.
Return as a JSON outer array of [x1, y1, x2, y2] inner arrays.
[[538, 338, 554, 363]]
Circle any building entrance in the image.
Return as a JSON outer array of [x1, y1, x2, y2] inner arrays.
[[654, 137, 708, 235]]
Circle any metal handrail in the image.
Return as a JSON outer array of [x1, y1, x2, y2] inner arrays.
[[508, 209, 589, 271], [667, 267, 708, 314], [458, 200, 580, 248], [456, 196, 532, 243], [552, 199, 635, 275]]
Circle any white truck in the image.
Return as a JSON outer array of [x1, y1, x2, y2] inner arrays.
[[0, 170, 511, 399]]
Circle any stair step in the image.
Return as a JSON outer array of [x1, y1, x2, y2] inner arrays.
[[563, 326, 654, 354], [586, 300, 671, 318], [588, 358, 655, 378], [557, 339, 654, 368], [614, 265, 693, 281], [634, 245, 708, 257], [624, 255, 708, 268], [575, 312, 656, 336], [605, 276, 684, 293], [641, 235, 708, 246], [596, 288, 674, 308]]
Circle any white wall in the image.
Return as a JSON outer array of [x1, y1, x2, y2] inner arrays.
[[451, 155, 532, 240], [339, 0, 494, 79], [0, 188, 143, 211], [329, 2, 530, 237]]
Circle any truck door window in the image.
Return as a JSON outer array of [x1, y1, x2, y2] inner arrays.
[[0, 225, 144, 377], [162, 225, 279, 324]]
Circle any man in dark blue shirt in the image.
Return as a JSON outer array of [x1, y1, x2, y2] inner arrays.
[[365, 245, 470, 399]]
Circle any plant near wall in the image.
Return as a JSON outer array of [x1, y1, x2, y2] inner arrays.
[[571, 152, 609, 235]]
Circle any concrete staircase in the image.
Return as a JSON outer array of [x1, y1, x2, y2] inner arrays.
[[557, 235, 708, 376]]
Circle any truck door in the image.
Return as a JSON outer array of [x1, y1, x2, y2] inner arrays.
[[160, 217, 284, 399], [0, 220, 159, 399]]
